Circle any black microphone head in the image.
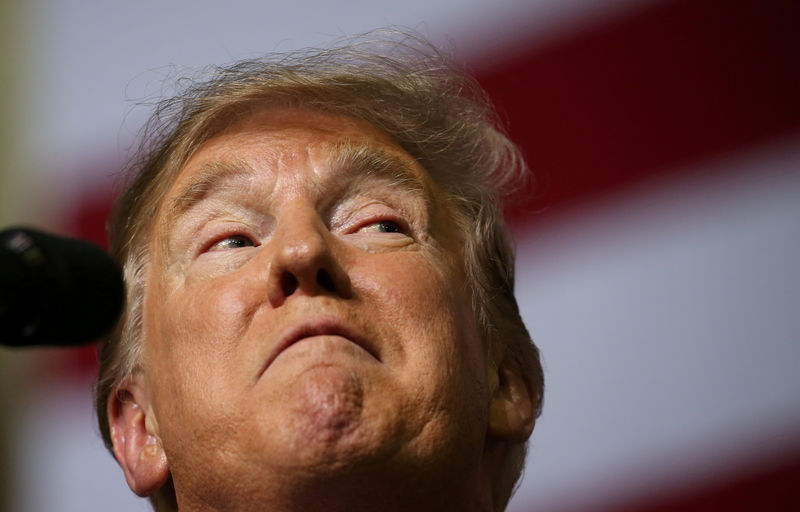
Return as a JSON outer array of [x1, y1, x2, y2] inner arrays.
[[0, 227, 125, 347]]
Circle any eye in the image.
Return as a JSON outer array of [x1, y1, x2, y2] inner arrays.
[[358, 220, 405, 234], [207, 234, 257, 251]]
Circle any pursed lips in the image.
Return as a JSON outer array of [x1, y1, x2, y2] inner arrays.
[[261, 317, 379, 376]]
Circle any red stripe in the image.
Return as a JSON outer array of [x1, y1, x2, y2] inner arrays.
[[473, 0, 800, 223], [603, 441, 800, 512]]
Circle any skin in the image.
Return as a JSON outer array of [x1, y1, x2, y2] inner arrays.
[[108, 108, 534, 511]]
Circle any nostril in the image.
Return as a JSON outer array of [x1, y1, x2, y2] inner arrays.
[[316, 269, 336, 293], [281, 273, 298, 297]]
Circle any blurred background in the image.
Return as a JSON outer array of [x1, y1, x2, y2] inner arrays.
[[1, 0, 799, 510]]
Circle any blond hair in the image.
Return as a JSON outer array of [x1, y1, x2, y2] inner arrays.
[[96, 32, 543, 511]]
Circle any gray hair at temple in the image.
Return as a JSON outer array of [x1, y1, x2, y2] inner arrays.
[[95, 31, 544, 510]]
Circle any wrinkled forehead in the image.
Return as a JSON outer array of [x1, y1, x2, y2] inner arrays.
[[162, 106, 433, 204], [205, 106, 402, 150], [147, 107, 456, 250]]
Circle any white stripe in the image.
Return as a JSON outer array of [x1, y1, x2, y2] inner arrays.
[[509, 134, 800, 510]]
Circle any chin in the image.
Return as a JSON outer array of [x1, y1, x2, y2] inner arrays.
[[287, 365, 366, 451], [243, 364, 397, 472]]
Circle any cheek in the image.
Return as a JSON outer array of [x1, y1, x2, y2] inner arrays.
[[159, 267, 259, 348], [353, 252, 448, 326], [143, 271, 265, 467], [352, 251, 485, 391], [144, 270, 260, 412], [350, 251, 490, 457]]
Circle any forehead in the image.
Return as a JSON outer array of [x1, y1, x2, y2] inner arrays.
[[171, 107, 415, 189], [154, 107, 444, 240]]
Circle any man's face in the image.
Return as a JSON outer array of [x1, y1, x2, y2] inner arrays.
[[142, 108, 490, 504]]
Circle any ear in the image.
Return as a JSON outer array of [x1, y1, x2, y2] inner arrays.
[[487, 359, 536, 442], [107, 374, 170, 497]]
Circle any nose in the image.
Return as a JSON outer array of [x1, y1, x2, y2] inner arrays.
[[266, 204, 351, 307]]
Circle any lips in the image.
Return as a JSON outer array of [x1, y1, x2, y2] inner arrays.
[[262, 316, 379, 375]]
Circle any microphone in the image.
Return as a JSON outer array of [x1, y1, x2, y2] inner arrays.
[[0, 227, 124, 347]]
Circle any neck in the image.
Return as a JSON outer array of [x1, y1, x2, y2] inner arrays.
[[173, 461, 495, 512]]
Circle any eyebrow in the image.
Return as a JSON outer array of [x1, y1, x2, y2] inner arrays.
[[159, 159, 255, 236], [160, 140, 430, 234], [323, 141, 428, 198]]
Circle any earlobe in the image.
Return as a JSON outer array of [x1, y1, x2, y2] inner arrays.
[[107, 375, 170, 497], [487, 363, 536, 442]]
